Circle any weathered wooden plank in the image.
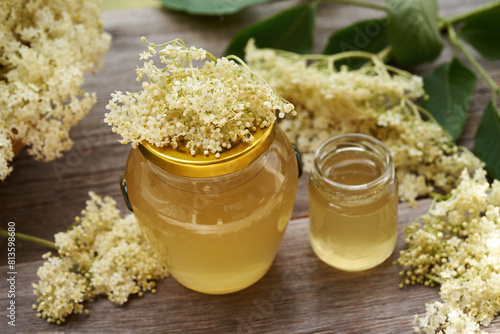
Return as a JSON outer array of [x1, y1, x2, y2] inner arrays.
[[3, 200, 500, 332], [0, 200, 447, 333]]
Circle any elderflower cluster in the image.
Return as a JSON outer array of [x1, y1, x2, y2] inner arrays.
[[0, 0, 111, 181], [245, 42, 483, 205], [32, 192, 168, 324], [396, 168, 500, 333], [105, 39, 295, 157]]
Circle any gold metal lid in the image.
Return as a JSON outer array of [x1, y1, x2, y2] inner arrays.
[[138, 123, 276, 178]]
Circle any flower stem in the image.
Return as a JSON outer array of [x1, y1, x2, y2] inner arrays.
[[407, 99, 436, 122], [226, 55, 293, 106], [285, 50, 378, 62], [376, 45, 392, 62], [430, 191, 452, 202], [425, 273, 444, 285], [322, 0, 386, 11], [0, 230, 57, 250]]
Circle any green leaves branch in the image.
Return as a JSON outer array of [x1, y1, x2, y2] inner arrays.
[[218, 0, 500, 180], [441, 1, 500, 27], [437, 4, 500, 179], [443, 6, 500, 102], [158, 0, 500, 179]]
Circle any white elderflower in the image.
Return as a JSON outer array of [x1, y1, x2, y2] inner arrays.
[[397, 168, 500, 332], [33, 192, 168, 324], [0, 0, 111, 181], [90, 214, 166, 305], [105, 38, 295, 155], [245, 42, 483, 205], [32, 253, 87, 324], [491, 180, 500, 206]]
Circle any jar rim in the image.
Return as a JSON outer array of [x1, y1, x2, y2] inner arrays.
[[313, 133, 394, 192], [138, 123, 276, 178]]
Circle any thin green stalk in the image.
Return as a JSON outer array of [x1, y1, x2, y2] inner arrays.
[[446, 23, 500, 104], [444, 0, 500, 26], [0, 230, 57, 250], [226, 55, 293, 106], [204, 51, 218, 63], [323, 0, 386, 11], [226, 55, 252, 72], [275, 48, 416, 80], [425, 273, 444, 285], [430, 191, 451, 203], [142, 37, 218, 62], [411, 100, 438, 124], [66, 218, 81, 231], [407, 99, 434, 122], [376, 45, 392, 62], [287, 50, 379, 62]]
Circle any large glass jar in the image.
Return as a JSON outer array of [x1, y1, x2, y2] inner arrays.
[[121, 123, 300, 294]]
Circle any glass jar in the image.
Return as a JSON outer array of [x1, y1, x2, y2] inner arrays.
[[308, 133, 398, 272], [121, 123, 300, 294]]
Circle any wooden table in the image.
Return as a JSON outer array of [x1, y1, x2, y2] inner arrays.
[[1, 1, 499, 332]]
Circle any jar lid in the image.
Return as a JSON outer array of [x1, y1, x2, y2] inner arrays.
[[138, 123, 276, 178]]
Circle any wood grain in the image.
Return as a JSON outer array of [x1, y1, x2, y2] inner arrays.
[[1, 1, 499, 332]]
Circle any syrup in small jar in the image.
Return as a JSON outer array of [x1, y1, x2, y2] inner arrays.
[[308, 133, 398, 271]]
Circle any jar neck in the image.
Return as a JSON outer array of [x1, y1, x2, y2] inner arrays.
[[310, 134, 395, 202], [146, 146, 271, 194]]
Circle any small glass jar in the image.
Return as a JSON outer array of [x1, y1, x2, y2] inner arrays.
[[308, 133, 398, 272], [121, 124, 300, 294]]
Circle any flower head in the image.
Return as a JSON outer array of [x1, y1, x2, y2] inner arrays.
[[245, 42, 483, 204], [105, 38, 294, 156], [0, 0, 111, 180], [397, 168, 500, 332], [33, 192, 168, 323]]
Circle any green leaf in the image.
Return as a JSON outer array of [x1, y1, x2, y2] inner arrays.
[[158, 0, 272, 16], [474, 102, 500, 180], [385, 0, 444, 66], [420, 58, 477, 141], [322, 18, 388, 69], [223, 4, 316, 59], [459, 10, 500, 60]]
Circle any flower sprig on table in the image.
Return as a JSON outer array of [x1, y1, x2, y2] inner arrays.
[[396, 168, 500, 333], [104, 38, 295, 157], [27, 192, 168, 324], [245, 42, 483, 205], [0, 0, 111, 181]]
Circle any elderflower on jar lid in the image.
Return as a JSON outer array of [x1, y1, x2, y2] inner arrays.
[[105, 38, 295, 177]]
